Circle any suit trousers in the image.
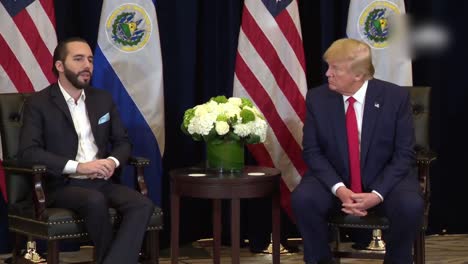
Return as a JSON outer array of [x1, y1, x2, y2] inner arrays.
[[291, 176, 423, 264], [51, 178, 155, 264]]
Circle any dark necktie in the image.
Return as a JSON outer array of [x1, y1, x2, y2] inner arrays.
[[346, 97, 362, 193]]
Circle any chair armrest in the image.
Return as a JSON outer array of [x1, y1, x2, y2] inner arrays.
[[129, 156, 150, 167], [128, 156, 150, 196], [415, 150, 436, 194], [3, 160, 47, 220], [416, 150, 437, 164]]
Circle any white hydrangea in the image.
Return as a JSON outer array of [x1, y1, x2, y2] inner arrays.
[[233, 119, 266, 141], [233, 123, 251, 137], [187, 112, 217, 135], [252, 119, 268, 142]]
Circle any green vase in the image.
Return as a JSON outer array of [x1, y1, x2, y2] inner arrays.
[[206, 140, 244, 172]]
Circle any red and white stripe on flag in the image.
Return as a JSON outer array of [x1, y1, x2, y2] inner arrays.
[[233, 0, 307, 217], [0, 0, 57, 201]]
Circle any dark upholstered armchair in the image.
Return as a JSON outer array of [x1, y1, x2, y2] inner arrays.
[[328, 86, 436, 264], [0, 92, 163, 264]]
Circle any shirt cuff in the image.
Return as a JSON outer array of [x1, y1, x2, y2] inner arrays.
[[107, 157, 120, 168], [331, 182, 346, 196], [372, 190, 384, 202], [63, 160, 79, 174]]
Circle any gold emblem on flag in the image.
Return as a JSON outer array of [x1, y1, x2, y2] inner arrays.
[[358, 1, 401, 49], [105, 4, 152, 52]]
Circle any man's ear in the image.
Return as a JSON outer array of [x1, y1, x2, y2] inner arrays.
[[354, 73, 365, 82], [55, 60, 64, 73]]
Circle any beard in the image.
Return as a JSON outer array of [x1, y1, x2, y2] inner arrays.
[[64, 67, 92, 90]]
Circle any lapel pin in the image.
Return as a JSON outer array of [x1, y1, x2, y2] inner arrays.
[[374, 102, 380, 108]]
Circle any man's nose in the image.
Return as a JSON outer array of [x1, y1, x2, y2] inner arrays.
[[83, 60, 92, 69]]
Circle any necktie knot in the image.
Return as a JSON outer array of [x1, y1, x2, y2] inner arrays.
[[347, 96, 356, 105]]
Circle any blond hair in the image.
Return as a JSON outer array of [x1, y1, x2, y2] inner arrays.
[[323, 38, 375, 80]]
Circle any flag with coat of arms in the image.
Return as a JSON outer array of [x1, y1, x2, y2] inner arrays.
[[347, 0, 412, 86], [92, 0, 165, 205]]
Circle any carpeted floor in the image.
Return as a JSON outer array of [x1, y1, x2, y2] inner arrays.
[[1, 234, 468, 263]]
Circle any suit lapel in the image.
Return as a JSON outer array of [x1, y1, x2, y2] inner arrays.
[[50, 84, 74, 126], [84, 88, 99, 139], [329, 91, 349, 173], [360, 80, 383, 168]]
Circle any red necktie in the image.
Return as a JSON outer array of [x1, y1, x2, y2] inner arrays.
[[346, 97, 362, 193]]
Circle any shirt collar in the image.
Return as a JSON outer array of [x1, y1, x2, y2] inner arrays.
[[58, 80, 86, 103], [343, 80, 368, 104]]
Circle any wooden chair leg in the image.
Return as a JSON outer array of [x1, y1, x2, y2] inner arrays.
[[414, 230, 425, 264], [143, 230, 159, 264], [333, 227, 342, 264], [47, 240, 59, 264], [12, 233, 24, 263], [93, 246, 97, 263]]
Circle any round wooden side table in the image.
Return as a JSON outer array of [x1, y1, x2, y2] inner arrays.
[[170, 166, 281, 264]]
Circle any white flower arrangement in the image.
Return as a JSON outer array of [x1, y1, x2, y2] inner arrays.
[[181, 96, 268, 144]]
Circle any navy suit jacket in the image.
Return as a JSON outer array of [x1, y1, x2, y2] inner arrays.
[[18, 83, 131, 193], [302, 78, 417, 198]]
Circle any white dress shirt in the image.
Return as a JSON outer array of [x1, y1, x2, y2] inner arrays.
[[330, 81, 383, 201], [58, 82, 119, 179]]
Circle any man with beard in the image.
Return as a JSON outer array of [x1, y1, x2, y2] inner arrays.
[[18, 37, 155, 264]]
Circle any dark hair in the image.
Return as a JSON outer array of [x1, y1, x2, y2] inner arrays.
[[52, 37, 89, 77]]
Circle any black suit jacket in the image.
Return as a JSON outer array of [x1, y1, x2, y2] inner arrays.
[[18, 83, 131, 193]]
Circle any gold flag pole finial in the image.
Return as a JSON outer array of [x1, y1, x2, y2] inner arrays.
[[366, 229, 386, 251], [24, 241, 46, 263]]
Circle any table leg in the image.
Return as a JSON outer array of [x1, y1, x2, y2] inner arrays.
[[213, 199, 222, 264], [170, 190, 180, 264], [272, 190, 280, 264], [231, 198, 240, 264]]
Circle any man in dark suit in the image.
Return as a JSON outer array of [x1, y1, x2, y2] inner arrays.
[[291, 38, 423, 264], [18, 37, 155, 264]]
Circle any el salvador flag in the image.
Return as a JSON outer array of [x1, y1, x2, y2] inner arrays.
[[92, 0, 164, 205]]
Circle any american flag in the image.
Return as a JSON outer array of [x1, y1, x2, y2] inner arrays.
[[0, 0, 57, 201], [233, 0, 307, 216]]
